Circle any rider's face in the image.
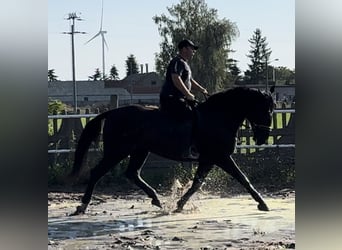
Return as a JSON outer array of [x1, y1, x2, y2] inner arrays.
[[185, 46, 196, 60]]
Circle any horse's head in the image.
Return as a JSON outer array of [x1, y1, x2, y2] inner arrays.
[[246, 89, 275, 145], [200, 87, 275, 145]]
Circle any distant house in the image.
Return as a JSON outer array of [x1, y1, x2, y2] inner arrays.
[[48, 72, 164, 108], [272, 85, 295, 103], [105, 72, 164, 106]]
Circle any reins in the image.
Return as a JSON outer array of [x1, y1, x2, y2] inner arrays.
[[185, 91, 210, 109], [202, 92, 210, 101]]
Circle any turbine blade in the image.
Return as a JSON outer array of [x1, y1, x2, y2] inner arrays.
[[84, 31, 101, 44], [102, 33, 109, 50], [100, 0, 104, 30]]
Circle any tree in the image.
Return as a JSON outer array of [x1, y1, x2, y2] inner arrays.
[[88, 68, 102, 81], [125, 54, 139, 76], [109, 64, 120, 80], [244, 28, 272, 84], [153, 0, 239, 92], [227, 59, 242, 84], [274, 66, 295, 85], [48, 69, 59, 82]]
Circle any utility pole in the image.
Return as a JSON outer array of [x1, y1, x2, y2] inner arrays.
[[63, 13, 86, 113], [265, 58, 279, 92], [266, 58, 269, 92]]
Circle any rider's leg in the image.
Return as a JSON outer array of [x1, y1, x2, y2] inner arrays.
[[182, 105, 199, 159]]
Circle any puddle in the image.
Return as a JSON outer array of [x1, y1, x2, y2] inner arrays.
[[48, 192, 295, 249]]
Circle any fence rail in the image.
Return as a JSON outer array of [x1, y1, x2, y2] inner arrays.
[[48, 108, 295, 155], [47, 109, 295, 119], [48, 143, 295, 154]]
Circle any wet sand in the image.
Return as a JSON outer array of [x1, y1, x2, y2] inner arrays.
[[48, 189, 295, 249]]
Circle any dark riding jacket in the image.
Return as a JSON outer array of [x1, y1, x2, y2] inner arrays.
[[160, 55, 192, 99], [159, 55, 194, 118]]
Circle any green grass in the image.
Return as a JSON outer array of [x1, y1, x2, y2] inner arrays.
[[48, 117, 90, 136], [272, 112, 292, 128]]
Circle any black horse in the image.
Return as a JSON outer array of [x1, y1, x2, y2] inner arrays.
[[69, 87, 275, 215]]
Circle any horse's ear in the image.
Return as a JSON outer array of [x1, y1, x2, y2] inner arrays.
[[270, 86, 275, 94]]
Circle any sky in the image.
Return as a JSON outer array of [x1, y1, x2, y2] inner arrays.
[[48, 0, 295, 81]]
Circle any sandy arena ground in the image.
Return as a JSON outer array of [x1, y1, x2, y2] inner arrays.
[[48, 188, 295, 250]]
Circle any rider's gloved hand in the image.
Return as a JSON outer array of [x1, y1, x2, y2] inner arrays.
[[185, 92, 195, 101]]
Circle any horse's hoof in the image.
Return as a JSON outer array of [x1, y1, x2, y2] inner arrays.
[[257, 203, 269, 211], [69, 204, 87, 216], [151, 199, 162, 209], [69, 211, 82, 216], [173, 207, 183, 213]]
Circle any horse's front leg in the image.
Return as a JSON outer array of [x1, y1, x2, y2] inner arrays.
[[175, 162, 213, 212], [125, 150, 162, 208], [216, 155, 269, 211], [70, 157, 115, 216]]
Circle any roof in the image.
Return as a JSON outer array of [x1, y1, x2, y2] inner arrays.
[[104, 72, 164, 94]]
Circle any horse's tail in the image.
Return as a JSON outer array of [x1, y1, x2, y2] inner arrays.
[[68, 111, 109, 179]]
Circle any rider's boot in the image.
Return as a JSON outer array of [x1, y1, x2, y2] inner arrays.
[[182, 105, 200, 160], [182, 144, 199, 159]]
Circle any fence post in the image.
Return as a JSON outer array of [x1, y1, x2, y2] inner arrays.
[[281, 102, 287, 128], [272, 108, 278, 145], [52, 110, 58, 135], [85, 108, 90, 124], [73, 110, 84, 142]]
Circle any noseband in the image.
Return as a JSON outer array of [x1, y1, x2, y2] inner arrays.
[[241, 122, 271, 133]]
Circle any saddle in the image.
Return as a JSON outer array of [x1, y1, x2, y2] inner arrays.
[[159, 99, 200, 160]]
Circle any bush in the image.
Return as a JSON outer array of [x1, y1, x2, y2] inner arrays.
[[164, 148, 295, 194], [48, 162, 73, 186], [233, 148, 295, 191], [48, 99, 66, 115], [48, 148, 295, 194]]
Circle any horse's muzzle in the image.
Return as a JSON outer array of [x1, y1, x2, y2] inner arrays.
[[252, 124, 271, 145]]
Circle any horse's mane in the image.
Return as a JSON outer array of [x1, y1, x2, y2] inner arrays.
[[202, 87, 252, 108], [200, 87, 273, 112]]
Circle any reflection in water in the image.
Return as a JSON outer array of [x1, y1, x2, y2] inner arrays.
[[48, 217, 153, 240]]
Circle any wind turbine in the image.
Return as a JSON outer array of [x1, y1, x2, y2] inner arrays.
[[85, 0, 108, 79]]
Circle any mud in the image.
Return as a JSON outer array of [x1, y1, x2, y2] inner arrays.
[[48, 189, 295, 249]]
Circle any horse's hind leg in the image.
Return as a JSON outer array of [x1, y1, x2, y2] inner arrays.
[[175, 162, 213, 212], [125, 150, 162, 208], [71, 152, 127, 216], [216, 156, 269, 211]]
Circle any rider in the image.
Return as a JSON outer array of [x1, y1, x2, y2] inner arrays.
[[159, 39, 208, 159]]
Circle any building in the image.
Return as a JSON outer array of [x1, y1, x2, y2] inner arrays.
[[48, 72, 295, 109], [48, 72, 164, 108]]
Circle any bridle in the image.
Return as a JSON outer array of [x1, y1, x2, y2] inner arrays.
[[251, 123, 272, 133]]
